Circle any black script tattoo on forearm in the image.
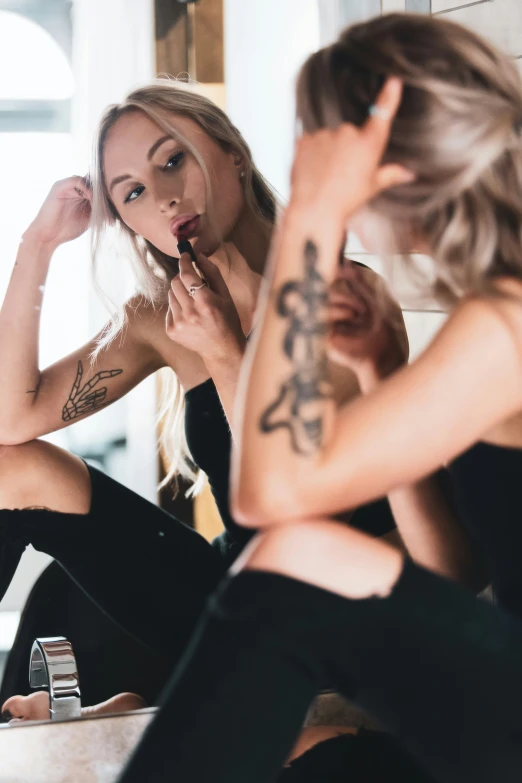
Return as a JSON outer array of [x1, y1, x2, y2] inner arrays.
[[259, 240, 332, 455], [62, 361, 123, 422]]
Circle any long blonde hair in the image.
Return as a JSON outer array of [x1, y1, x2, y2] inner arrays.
[[297, 13, 522, 306], [90, 80, 277, 494]]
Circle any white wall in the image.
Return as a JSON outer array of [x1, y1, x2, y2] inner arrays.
[[224, 0, 522, 362], [72, 0, 158, 504], [224, 0, 321, 201], [223, 0, 445, 360], [1, 0, 157, 626], [223, 0, 425, 199]]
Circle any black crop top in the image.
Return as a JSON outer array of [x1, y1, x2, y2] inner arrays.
[[184, 378, 396, 563], [184, 378, 256, 561], [449, 441, 522, 618]]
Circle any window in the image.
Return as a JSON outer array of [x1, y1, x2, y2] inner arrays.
[[0, 1, 78, 322]]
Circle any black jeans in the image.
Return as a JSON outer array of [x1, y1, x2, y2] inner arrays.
[[1, 462, 395, 669], [117, 560, 522, 783], [0, 464, 224, 663]]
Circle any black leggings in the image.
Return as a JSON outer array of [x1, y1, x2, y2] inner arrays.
[[117, 560, 522, 783], [0, 464, 225, 661], [0, 462, 394, 663]]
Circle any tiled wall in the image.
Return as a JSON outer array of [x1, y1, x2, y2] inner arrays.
[[335, 0, 522, 356], [431, 0, 522, 69]]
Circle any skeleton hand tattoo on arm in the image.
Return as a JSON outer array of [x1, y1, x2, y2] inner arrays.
[[62, 361, 123, 422]]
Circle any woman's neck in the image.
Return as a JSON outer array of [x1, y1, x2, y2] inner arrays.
[[209, 207, 273, 329], [211, 208, 272, 286], [223, 206, 273, 276]]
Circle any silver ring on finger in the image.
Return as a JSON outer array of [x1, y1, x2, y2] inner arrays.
[[188, 282, 208, 298], [368, 104, 391, 120]]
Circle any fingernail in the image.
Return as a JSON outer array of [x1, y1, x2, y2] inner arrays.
[[192, 261, 204, 279]]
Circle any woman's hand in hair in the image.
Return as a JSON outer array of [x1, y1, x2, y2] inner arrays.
[[166, 252, 246, 363], [328, 262, 408, 393], [289, 78, 413, 233], [22, 176, 92, 250]]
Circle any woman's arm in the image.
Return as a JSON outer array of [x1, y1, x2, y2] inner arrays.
[[231, 79, 522, 537], [0, 177, 168, 444], [233, 208, 522, 528], [0, 235, 54, 438], [325, 262, 485, 587], [165, 252, 248, 434], [387, 472, 486, 589], [204, 346, 246, 432], [166, 251, 363, 437], [0, 177, 92, 439], [0, 295, 166, 446]]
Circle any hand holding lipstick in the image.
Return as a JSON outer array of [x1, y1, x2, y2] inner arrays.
[[166, 249, 246, 363], [327, 261, 409, 392], [177, 239, 208, 295]]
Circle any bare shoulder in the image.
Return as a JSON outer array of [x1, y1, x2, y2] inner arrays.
[[121, 295, 175, 368], [124, 294, 168, 339], [424, 285, 522, 378], [456, 279, 522, 353], [124, 294, 206, 379], [489, 277, 522, 326]]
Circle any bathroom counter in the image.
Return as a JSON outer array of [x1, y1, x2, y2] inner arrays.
[[0, 708, 156, 783], [0, 693, 370, 782]]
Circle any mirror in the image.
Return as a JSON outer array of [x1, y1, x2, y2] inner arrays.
[[1, 2, 521, 782]]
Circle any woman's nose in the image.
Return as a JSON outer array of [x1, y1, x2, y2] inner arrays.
[[157, 194, 178, 214], [154, 181, 181, 213]]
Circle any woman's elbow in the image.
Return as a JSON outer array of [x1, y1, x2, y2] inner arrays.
[[232, 483, 279, 529], [232, 479, 306, 530], [0, 425, 33, 447]]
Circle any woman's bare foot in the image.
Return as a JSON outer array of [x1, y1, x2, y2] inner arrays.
[[2, 691, 147, 724]]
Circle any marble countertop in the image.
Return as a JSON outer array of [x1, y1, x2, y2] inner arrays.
[[0, 708, 156, 783], [0, 692, 369, 782]]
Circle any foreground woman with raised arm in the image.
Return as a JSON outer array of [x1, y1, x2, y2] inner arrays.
[[117, 14, 522, 783]]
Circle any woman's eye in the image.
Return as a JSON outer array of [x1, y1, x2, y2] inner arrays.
[[165, 151, 184, 170], [124, 185, 145, 204]]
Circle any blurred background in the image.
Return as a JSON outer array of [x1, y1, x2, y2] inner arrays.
[[0, 0, 520, 672]]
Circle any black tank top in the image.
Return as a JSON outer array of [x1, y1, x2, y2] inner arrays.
[[449, 441, 522, 618], [185, 379, 256, 561], [185, 378, 396, 561]]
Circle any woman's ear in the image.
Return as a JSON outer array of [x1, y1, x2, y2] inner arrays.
[[230, 149, 244, 170]]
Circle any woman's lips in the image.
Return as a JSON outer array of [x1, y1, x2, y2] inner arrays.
[[170, 214, 200, 240]]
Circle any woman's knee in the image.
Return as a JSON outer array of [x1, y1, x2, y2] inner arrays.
[[0, 441, 48, 493], [233, 519, 405, 601], [0, 440, 91, 513]]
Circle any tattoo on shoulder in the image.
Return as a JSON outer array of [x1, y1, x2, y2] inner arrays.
[[259, 240, 332, 455], [62, 360, 123, 422]]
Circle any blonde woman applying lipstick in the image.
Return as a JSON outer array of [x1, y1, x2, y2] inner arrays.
[[0, 81, 406, 714]]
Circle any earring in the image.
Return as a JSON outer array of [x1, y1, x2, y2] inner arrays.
[[239, 170, 245, 181]]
